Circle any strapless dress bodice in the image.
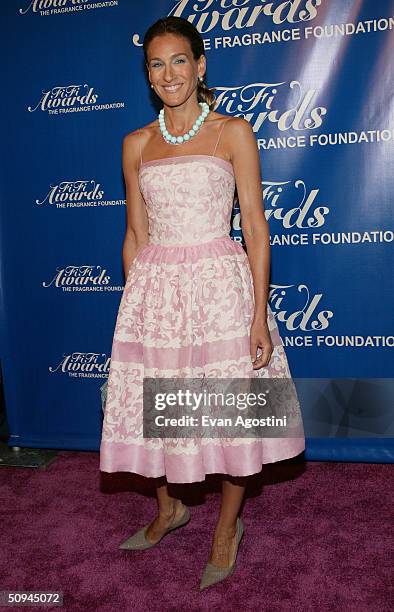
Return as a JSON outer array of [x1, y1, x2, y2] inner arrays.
[[138, 154, 235, 247]]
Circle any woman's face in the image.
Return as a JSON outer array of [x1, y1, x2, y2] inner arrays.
[[146, 33, 205, 107]]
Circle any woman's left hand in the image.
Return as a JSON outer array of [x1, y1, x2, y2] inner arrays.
[[250, 315, 273, 369]]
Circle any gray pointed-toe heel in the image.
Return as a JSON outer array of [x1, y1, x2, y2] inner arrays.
[[119, 504, 191, 550], [199, 517, 244, 591]]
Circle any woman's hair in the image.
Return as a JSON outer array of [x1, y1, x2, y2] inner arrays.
[[142, 16, 216, 109]]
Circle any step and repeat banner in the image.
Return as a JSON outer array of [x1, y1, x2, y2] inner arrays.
[[0, 0, 393, 461]]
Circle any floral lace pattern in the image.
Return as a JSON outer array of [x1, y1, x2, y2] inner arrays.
[[100, 156, 305, 482], [114, 248, 255, 348], [138, 157, 235, 246]]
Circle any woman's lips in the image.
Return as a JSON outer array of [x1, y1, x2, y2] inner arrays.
[[162, 84, 183, 93]]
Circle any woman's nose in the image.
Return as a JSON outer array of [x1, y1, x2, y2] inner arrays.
[[163, 64, 175, 81]]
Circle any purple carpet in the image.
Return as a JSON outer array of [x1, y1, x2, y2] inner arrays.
[[0, 451, 392, 611]]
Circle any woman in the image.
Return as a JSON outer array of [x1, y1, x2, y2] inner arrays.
[[100, 16, 305, 591]]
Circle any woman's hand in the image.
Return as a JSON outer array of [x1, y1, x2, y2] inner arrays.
[[250, 315, 273, 369]]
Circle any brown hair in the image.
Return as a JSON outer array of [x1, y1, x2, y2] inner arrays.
[[142, 16, 216, 109]]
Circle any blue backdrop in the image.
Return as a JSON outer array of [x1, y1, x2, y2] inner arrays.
[[0, 0, 393, 461]]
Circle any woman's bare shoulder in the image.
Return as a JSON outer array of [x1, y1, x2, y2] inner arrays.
[[123, 120, 159, 150], [207, 111, 238, 124], [215, 114, 253, 149], [205, 110, 247, 132], [220, 114, 250, 131], [208, 114, 253, 163], [207, 112, 245, 143]]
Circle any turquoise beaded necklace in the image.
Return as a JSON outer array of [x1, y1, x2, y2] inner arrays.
[[158, 101, 210, 145]]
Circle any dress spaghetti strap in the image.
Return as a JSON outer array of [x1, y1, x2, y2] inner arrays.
[[212, 117, 231, 157], [138, 129, 143, 167]]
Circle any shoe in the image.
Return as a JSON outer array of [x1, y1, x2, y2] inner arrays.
[[199, 517, 244, 591], [119, 504, 190, 550]]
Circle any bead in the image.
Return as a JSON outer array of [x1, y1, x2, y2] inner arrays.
[[158, 102, 209, 145]]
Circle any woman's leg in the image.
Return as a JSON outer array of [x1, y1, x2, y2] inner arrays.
[[208, 476, 247, 567], [145, 481, 185, 544]]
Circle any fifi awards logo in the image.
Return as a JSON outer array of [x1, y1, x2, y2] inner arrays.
[[27, 84, 125, 114]]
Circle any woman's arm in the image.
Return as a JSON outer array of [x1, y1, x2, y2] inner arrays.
[[121, 131, 149, 279], [228, 117, 273, 368]]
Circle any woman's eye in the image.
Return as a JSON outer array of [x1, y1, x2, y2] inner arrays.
[[151, 59, 185, 68]]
